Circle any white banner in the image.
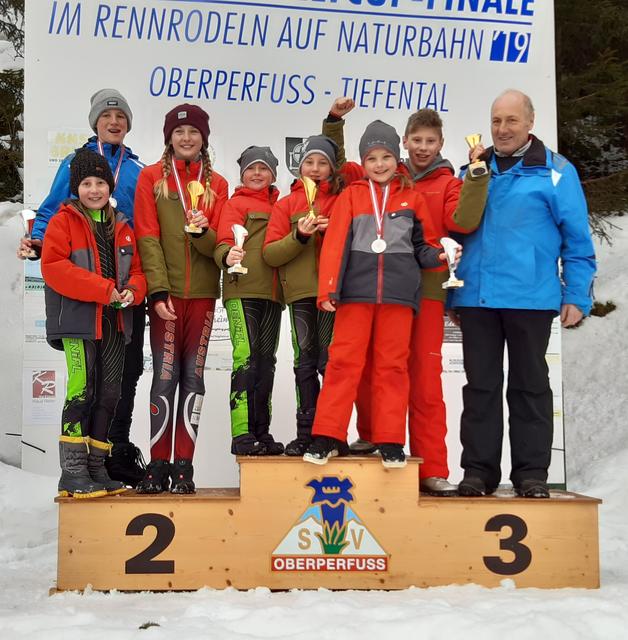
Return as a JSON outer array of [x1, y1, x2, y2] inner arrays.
[[24, 0, 564, 487]]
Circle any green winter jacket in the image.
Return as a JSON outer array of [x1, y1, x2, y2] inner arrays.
[[214, 186, 283, 304]]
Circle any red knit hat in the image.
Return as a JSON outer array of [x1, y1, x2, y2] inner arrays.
[[163, 103, 210, 147]]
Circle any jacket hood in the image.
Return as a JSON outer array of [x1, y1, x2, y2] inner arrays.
[[403, 154, 454, 181], [232, 185, 279, 205], [58, 199, 131, 228]]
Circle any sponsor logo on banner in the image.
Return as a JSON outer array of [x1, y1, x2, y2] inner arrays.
[[32, 370, 56, 398], [285, 137, 308, 178], [272, 476, 388, 572]]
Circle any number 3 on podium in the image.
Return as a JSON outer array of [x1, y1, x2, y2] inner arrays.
[[483, 514, 532, 575]]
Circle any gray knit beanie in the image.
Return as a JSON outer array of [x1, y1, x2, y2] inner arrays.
[[88, 88, 133, 133], [237, 146, 279, 179], [298, 135, 338, 171], [358, 120, 401, 162]]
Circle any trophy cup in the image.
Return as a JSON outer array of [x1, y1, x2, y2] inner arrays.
[[184, 180, 205, 234], [301, 176, 318, 220], [464, 134, 488, 178], [440, 237, 464, 289], [19, 209, 38, 259], [227, 224, 248, 275]]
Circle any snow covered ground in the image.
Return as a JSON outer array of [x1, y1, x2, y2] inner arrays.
[[0, 220, 626, 639]]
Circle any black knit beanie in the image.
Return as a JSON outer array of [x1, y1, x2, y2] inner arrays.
[[70, 148, 115, 197]]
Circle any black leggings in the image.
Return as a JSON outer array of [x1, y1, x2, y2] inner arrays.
[[289, 297, 334, 435], [108, 300, 146, 443]]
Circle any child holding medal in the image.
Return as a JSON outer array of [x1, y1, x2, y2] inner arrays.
[[133, 104, 228, 494], [263, 97, 363, 456], [303, 121, 452, 468]]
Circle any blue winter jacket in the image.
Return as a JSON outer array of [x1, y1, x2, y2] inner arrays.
[[451, 137, 596, 315], [32, 137, 144, 241]]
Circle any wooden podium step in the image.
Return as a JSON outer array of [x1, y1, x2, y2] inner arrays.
[[55, 457, 600, 591]]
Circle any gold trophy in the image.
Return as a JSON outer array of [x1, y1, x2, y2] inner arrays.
[[301, 176, 318, 220], [184, 180, 205, 234], [228, 224, 248, 275], [440, 237, 464, 289], [19, 209, 38, 259], [465, 134, 488, 178]]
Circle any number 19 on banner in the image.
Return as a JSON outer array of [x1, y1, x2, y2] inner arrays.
[[490, 31, 531, 63]]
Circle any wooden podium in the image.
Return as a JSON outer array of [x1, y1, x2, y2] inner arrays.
[[55, 457, 600, 591]]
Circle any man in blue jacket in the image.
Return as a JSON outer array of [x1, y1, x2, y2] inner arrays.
[[450, 89, 596, 499], [18, 88, 146, 486]]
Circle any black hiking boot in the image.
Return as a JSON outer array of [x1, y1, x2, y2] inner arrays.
[[136, 460, 171, 494], [257, 433, 285, 455], [285, 436, 312, 456], [58, 438, 107, 499], [303, 436, 349, 465], [170, 459, 196, 494], [377, 443, 407, 469], [231, 434, 267, 456], [514, 478, 550, 499], [105, 442, 146, 488], [87, 438, 127, 495], [458, 475, 496, 497]]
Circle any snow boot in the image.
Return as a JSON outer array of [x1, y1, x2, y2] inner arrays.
[[378, 443, 407, 469], [58, 437, 107, 499], [170, 459, 196, 494], [87, 438, 127, 495], [458, 475, 496, 497], [231, 433, 267, 456], [105, 442, 146, 488], [136, 460, 171, 494], [284, 435, 312, 456], [303, 436, 349, 465], [257, 433, 285, 455], [285, 411, 313, 456], [515, 478, 550, 499]]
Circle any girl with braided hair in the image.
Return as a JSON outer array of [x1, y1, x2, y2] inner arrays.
[[134, 104, 228, 494]]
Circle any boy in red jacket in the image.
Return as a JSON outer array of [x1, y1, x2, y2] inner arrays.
[[42, 149, 146, 498], [303, 121, 451, 468]]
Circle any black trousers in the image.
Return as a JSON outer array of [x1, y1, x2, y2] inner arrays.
[[108, 301, 147, 444], [458, 307, 555, 489], [289, 297, 335, 437]]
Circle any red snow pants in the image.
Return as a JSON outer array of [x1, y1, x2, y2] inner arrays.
[[312, 302, 413, 445], [356, 298, 449, 478]]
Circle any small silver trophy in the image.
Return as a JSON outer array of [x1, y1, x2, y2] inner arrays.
[[440, 237, 464, 289], [19, 209, 38, 259], [227, 224, 248, 275]]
